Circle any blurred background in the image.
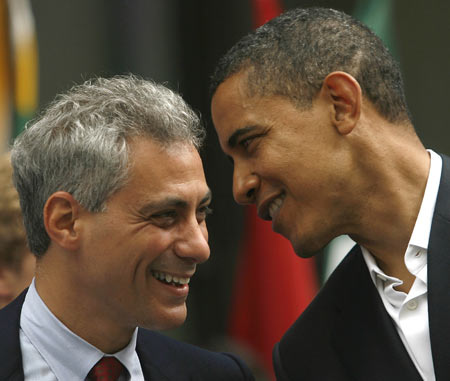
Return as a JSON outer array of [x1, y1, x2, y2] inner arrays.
[[1, 0, 449, 379]]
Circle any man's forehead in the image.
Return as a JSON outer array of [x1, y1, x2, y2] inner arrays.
[[125, 137, 207, 192], [212, 75, 247, 126], [220, 70, 251, 98], [212, 74, 272, 144], [128, 138, 201, 169]]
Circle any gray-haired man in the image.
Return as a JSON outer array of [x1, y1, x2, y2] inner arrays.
[[0, 75, 254, 381]]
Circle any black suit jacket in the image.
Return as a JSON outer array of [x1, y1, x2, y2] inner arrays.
[[273, 154, 450, 381], [0, 290, 254, 381]]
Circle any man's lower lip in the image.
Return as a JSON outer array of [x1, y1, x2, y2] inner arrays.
[[271, 216, 284, 236], [155, 278, 189, 296], [271, 207, 280, 227]]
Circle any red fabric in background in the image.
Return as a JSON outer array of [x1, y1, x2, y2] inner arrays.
[[250, 0, 283, 28], [229, 206, 318, 378]]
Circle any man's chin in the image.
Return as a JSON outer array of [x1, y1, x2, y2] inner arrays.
[[293, 246, 319, 259], [291, 237, 328, 259], [142, 308, 187, 331]]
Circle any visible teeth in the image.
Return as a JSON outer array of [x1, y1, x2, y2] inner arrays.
[[268, 195, 285, 219], [151, 271, 190, 286]]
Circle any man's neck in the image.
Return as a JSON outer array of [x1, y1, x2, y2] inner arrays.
[[347, 137, 430, 289], [35, 258, 135, 354]]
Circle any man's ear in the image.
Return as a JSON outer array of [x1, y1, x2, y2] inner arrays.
[[321, 71, 362, 135], [43, 192, 82, 251]]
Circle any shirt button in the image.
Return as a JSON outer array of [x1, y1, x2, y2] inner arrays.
[[407, 300, 418, 310]]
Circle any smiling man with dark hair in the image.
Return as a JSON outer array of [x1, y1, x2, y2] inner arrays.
[[211, 7, 449, 381]]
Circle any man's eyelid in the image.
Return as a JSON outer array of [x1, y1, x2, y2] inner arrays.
[[239, 132, 266, 149], [198, 199, 212, 211], [150, 209, 177, 219], [196, 205, 213, 223], [199, 202, 212, 211], [239, 135, 253, 147]]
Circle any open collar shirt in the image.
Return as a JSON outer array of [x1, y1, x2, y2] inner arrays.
[[20, 279, 145, 380], [361, 149, 442, 381]]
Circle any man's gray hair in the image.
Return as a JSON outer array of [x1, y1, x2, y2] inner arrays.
[[11, 75, 205, 257]]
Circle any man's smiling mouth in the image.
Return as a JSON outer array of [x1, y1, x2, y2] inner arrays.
[[259, 192, 286, 221], [268, 193, 285, 220], [151, 271, 191, 288]]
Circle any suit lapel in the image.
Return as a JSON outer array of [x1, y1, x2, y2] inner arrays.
[[428, 154, 450, 380], [0, 290, 171, 381], [137, 359, 171, 381], [332, 247, 422, 380], [136, 330, 171, 381], [0, 290, 26, 381]]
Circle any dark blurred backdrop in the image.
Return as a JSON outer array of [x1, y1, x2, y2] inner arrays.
[[11, 0, 450, 377]]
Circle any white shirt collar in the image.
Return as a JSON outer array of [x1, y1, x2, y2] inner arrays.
[[359, 150, 441, 381], [20, 279, 142, 380], [362, 149, 442, 283], [408, 149, 442, 250]]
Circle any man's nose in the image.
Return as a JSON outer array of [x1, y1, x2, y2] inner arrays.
[[175, 219, 210, 264], [232, 164, 259, 205]]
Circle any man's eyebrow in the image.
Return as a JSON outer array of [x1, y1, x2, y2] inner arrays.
[[138, 199, 185, 216], [228, 126, 257, 148], [138, 189, 212, 215]]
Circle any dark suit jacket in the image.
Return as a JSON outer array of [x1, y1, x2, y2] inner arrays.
[[273, 154, 450, 381], [0, 290, 254, 381]]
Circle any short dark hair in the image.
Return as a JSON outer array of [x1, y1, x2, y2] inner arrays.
[[210, 7, 410, 123]]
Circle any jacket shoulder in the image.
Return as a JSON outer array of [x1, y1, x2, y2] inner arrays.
[[137, 329, 254, 380], [282, 244, 363, 339], [0, 290, 27, 381], [274, 245, 363, 380]]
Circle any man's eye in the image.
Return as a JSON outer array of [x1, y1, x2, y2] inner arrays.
[[239, 133, 265, 150], [153, 211, 176, 219], [240, 137, 254, 149], [150, 211, 177, 226], [197, 206, 213, 221]]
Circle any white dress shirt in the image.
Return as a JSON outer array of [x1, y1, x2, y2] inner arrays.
[[361, 149, 442, 381], [20, 279, 146, 381]]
